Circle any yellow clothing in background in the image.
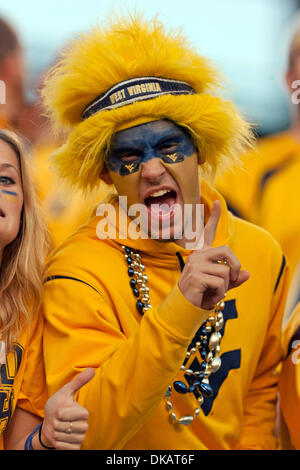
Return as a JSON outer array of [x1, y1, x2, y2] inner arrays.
[[42, 180, 288, 450], [30, 142, 112, 248], [216, 132, 300, 316], [279, 302, 300, 449]]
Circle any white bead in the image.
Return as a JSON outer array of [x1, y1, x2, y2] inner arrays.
[[178, 415, 194, 425]]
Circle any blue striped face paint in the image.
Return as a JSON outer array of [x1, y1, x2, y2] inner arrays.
[[1, 189, 18, 202], [106, 120, 195, 176]]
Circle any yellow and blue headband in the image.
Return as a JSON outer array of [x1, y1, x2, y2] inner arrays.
[[82, 77, 195, 119]]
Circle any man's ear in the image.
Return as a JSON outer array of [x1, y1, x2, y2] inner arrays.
[[101, 165, 113, 185], [196, 149, 205, 165]]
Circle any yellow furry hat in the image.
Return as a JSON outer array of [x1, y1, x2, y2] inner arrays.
[[42, 14, 252, 191]]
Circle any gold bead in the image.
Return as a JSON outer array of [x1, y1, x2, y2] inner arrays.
[[209, 332, 222, 350], [210, 356, 222, 373], [198, 395, 204, 405]]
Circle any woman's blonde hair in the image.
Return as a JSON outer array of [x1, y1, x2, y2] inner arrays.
[[0, 129, 50, 351]]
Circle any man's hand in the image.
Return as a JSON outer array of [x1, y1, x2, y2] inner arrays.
[[41, 368, 95, 450], [178, 200, 249, 310]]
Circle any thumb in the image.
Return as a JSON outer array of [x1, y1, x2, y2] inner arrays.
[[229, 269, 250, 290], [61, 368, 95, 399]]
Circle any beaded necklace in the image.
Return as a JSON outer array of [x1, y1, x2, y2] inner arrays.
[[122, 245, 224, 426]]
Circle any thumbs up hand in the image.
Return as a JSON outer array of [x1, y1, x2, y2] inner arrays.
[[41, 368, 95, 450]]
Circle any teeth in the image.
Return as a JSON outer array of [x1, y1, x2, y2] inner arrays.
[[149, 189, 171, 198]]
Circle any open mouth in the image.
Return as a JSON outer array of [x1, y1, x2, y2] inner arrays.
[[0, 208, 5, 218], [144, 188, 177, 218]]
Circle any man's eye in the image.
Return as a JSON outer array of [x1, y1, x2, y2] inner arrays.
[[0, 176, 14, 185], [120, 155, 140, 162], [158, 143, 177, 154]]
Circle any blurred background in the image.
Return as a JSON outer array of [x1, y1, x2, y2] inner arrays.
[[0, 0, 299, 136]]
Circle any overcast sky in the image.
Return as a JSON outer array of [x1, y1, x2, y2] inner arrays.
[[0, 0, 298, 134]]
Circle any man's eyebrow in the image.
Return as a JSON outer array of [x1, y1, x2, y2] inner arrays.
[[110, 145, 143, 155], [155, 132, 183, 146]]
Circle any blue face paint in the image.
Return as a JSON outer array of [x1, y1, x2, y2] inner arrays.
[[107, 120, 195, 176], [2, 190, 18, 196]]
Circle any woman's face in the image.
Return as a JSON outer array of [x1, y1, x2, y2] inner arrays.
[[0, 139, 23, 260]]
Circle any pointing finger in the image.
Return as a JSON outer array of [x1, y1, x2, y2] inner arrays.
[[203, 200, 221, 248]]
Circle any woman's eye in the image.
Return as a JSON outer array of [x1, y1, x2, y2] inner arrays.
[[0, 176, 14, 185]]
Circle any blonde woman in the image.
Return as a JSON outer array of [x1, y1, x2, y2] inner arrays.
[[0, 129, 94, 450]]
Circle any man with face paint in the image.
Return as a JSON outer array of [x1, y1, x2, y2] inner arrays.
[[41, 15, 289, 450], [104, 120, 201, 244]]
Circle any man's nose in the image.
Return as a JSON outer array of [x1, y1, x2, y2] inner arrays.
[[140, 157, 166, 181]]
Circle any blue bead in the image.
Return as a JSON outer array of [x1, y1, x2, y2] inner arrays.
[[125, 247, 131, 254], [188, 385, 196, 393], [200, 349, 207, 360], [128, 267, 134, 277], [198, 382, 213, 397], [130, 279, 137, 288], [136, 300, 144, 315], [133, 287, 140, 298], [126, 256, 132, 265], [200, 325, 208, 335], [200, 362, 207, 371], [173, 381, 188, 394]]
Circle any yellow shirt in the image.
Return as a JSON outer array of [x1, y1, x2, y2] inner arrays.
[[42, 180, 288, 450], [0, 312, 48, 450]]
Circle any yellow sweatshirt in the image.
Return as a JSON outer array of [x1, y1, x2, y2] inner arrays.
[[42, 180, 288, 450], [0, 312, 48, 450]]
